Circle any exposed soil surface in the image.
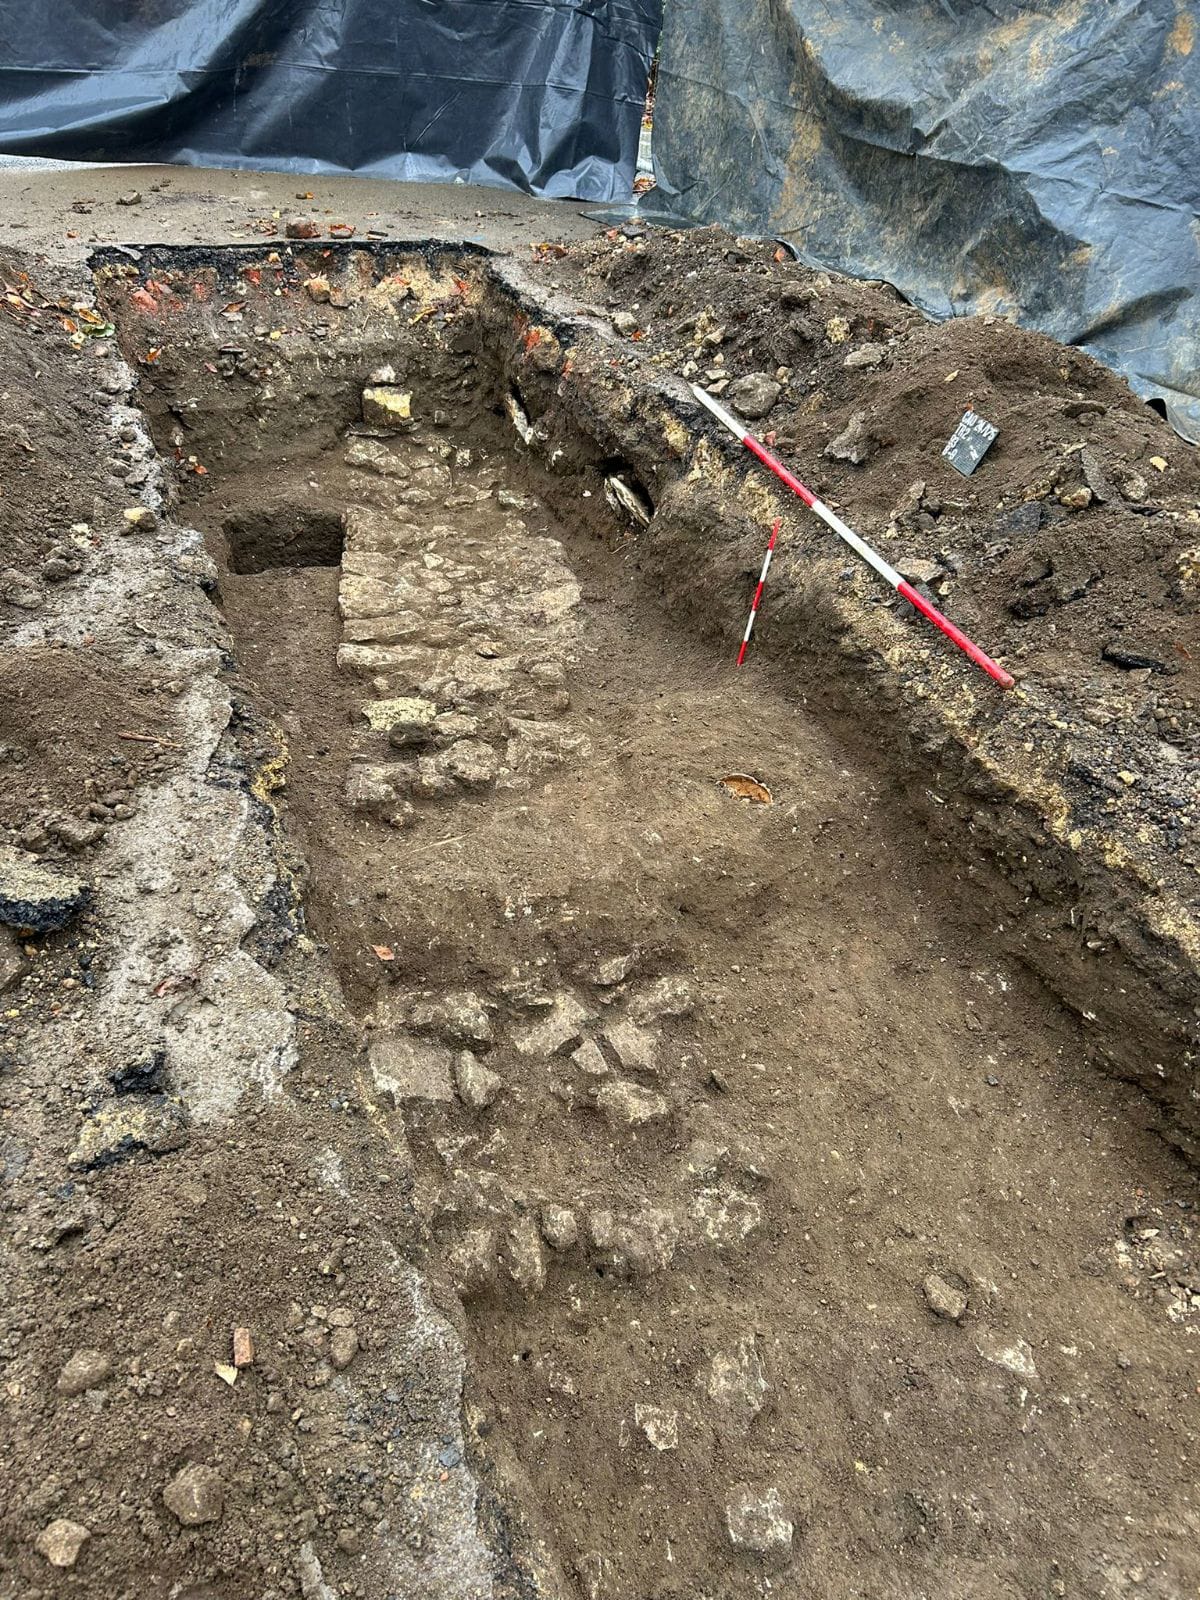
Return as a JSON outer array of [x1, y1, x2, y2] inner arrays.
[[529, 227, 1200, 746], [0, 234, 1197, 1600]]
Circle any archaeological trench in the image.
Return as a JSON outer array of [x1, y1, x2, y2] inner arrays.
[[0, 235, 1197, 1600]]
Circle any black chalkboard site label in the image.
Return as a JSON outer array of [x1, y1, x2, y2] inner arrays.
[[943, 410, 999, 476]]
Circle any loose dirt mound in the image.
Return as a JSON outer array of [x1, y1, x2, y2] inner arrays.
[[529, 227, 1200, 742]]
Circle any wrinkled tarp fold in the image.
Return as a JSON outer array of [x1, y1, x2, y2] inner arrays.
[[0, 0, 661, 201], [652, 0, 1200, 438]]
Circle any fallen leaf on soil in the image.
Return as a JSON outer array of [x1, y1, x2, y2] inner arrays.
[[1150, 456, 1168, 471], [213, 1362, 238, 1387], [720, 773, 773, 804], [371, 944, 395, 962]]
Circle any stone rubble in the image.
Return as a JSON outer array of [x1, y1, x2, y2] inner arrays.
[[725, 1483, 793, 1563]]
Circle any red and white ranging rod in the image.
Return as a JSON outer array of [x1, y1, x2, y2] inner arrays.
[[692, 385, 1014, 690], [737, 518, 779, 666]]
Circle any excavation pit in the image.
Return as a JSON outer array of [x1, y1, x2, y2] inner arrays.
[[20, 237, 1188, 1598], [222, 502, 346, 574]]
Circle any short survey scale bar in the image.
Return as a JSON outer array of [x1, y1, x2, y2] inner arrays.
[[691, 385, 1014, 690], [737, 518, 779, 666]]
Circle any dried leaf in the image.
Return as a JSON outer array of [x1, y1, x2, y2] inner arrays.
[[720, 773, 773, 804], [371, 944, 395, 962], [213, 1362, 238, 1387]]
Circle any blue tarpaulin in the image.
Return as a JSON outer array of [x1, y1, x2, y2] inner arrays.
[[652, 0, 1200, 438], [0, 0, 661, 201]]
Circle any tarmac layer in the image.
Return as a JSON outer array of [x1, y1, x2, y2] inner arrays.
[[0, 160, 598, 262]]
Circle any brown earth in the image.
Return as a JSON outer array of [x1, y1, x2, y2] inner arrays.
[[526, 226, 1200, 740], [0, 231, 1196, 1600]]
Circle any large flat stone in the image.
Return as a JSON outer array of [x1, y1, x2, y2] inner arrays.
[[369, 1035, 455, 1102]]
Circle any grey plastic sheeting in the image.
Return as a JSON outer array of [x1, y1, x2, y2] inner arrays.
[[653, 0, 1200, 439], [0, 0, 661, 202]]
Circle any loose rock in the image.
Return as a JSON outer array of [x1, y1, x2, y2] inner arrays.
[[35, 1519, 90, 1568], [363, 695, 437, 736], [540, 1204, 578, 1250], [725, 1484, 793, 1563], [0, 928, 28, 993], [601, 1018, 658, 1075], [727, 372, 781, 419], [628, 973, 695, 1023], [844, 342, 887, 369], [594, 1079, 668, 1126], [514, 992, 594, 1057], [436, 738, 499, 790], [923, 1272, 968, 1322], [455, 1049, 502, 1111], [571, 1038, 609, 1078], [369, 1035, 455, 1102], [449, 1226, 497, 1295], [634, 1403, 679, 1451], [329, 1326, 359, 1370], [705, 1339, 768, 1431], [362, 385, 413, 430], [163, 1462, 224, 1526], [975, 1330, 1038, 1381], [285, 215, 321, 238], [825, 411, 875, 465], [897, 557, 946, 587], [412, 990, 493, 1046], [57, 1349, 113, 1396], [505, 1218, 547, 1295], [296, 1541, 338, 1600], [591, 952, 637, 986]]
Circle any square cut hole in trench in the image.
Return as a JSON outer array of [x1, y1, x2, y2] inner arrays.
[[223, 503, 346, 575]]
